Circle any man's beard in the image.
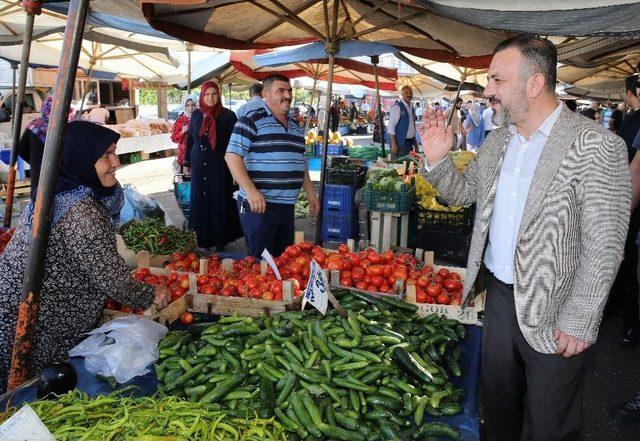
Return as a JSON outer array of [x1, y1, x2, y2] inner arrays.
[[492, 88, 528, 127]]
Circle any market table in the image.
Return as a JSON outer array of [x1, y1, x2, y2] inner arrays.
[[116, 133, 177, 155], [1, 326, 482, 441]]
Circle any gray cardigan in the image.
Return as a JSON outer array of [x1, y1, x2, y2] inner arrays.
[[426, 105, 631, 353]]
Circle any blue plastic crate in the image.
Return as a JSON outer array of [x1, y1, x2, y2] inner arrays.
[[323, 184, 355, 216], [315, 143, 345, 156], [322, 210, 358, 243]]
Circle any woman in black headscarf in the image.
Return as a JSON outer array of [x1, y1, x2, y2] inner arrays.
[[0, 121, 168, 393]]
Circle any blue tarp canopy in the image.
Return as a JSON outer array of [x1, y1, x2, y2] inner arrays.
[[253, 41, 398, 68]]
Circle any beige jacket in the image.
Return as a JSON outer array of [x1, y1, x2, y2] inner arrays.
[[426, 105, 631, 353]]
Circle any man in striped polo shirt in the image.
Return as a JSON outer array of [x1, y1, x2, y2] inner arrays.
[[226, 74, 319, 257]]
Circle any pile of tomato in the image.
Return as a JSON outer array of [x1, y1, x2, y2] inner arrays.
[[0, 228, 15, 255], [410, 266, 463, 306], [107, 245, 464, 311]]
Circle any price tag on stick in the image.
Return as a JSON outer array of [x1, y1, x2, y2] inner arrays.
[[302, 260, 329, 315], [261, 248, 282, 280]]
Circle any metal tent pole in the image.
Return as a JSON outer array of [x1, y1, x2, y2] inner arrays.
[[314, 41, 339, 245], [371, 55, 385, 157], [7, 0, 91, 390], [77, 59, 96, 116], [10, 63, 17, 130], [3, 1, 40, 228], [186, 42, 193, 94]]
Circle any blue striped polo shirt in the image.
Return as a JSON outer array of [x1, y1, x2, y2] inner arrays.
[[227, 103, 306, 205]]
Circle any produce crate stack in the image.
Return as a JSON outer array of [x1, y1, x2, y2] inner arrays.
[[321, 184, 359, 243], [315, 143, 346, 157]]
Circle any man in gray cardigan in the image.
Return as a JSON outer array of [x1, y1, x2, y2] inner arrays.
[[420, 35, 631, 441]]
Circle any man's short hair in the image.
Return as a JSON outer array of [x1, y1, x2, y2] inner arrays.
[[565, 99, 577, 112], [249, 82, 263, 97], [263, 74, 290, 90], [455, 97, 463, 104], [433, 102, 440, 106], [625, 74, 640, 97], [494, 34, 557, 94]]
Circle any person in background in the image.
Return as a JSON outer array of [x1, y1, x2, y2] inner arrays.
[[349, 101, 357, 121], [0, 121, 168, 394], [18, 97, 52, 197], [565, 99, 577, 112], [226, 74, 319, 258], [170, 94, 197, 174], [316, 106, 326, 136], [463, 102, 485, 150], [609, 104, 624, 134], [236, 83, 263, 118], [611, 74, 640, 348], [420, 34, 630, 441], [443, 97, 463, 150], [580, 107, 597, 120], [360, 100, 370, 113], [329, 98, 340, 133], [184, 81, 242, 251], [89, 104, 110, 125], [0, 103, 10, 123], [387, 86, 418, 158], [415, 102, 423, 120], [482, 97, 499, 136]]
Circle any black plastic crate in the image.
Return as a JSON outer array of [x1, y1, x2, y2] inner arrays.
[[408, 219, 472, 267], [414, 205, 475, 235], [327, 165, 367, 187]]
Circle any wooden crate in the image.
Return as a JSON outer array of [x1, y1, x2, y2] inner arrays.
[[99, 295, 187, 326], [116, 235, 170, 269], [187, 292, 294, 318]]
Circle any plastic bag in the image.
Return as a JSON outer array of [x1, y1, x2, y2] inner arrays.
[[119, 184, 165, 225], [69, 316, 168, 384]]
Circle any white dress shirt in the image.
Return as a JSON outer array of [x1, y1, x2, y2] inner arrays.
[[387, 100, 416, 139], [484, 102, 563, 284]]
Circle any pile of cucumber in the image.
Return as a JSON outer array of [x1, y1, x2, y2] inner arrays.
[[155, 289, 466, 440]]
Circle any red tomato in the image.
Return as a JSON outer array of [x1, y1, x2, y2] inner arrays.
[[144, 275, 160, 286], [443, 279, 459, 291], [270, 280, 283, 295], [416, 290, 428, 303], [417, 276, 430, 289], [340, 278, 353, 287], [366, 285, 377, 291], [179, 278, 190, 290], [313, 253, 327, 265], [196, 275, 209, 286], [337, 243, 349, 255], [299, 241, 314, 252], [220, 287, 233, 297], [392, 269, 408, 281], [360, 258, 372, 269], [367, 265, 384, 276], [379, 285, 390, 293], [438, 268, 451, 278], [285, 245, 301, 258], [355, 281, 367, 290], [168, 272, 180, 282], [170, 287, 185, 302], [383, 265, 393, 277], [288, 263, 303, 275], [449, 272, 461, 281], [370, 275, 384, 288], [351, 266, 365, 280], [262, 291, 274, 300], [422, 265, 434, 274], [426, 283, 442, 297], [171, 252, 184, 262], [436, 293, 451, 305], [179, 311, 194, 325], [200, 285, 216, 294], [327, 260, 344, 271], [346, 253, 360, 267]]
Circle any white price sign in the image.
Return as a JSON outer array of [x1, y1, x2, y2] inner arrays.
[[261, 248, 282, 280], [302, 260, 329, 315], [0, 405, 54, 441], [416, 303, 478, 325]]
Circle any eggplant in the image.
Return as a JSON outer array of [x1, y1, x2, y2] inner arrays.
[[36, 362, 77, 399]]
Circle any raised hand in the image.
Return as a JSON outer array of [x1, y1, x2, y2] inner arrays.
[[418, 109, 455, 165]]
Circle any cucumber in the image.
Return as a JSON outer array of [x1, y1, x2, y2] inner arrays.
[[365, 394, 402, 411], [258, 378, 276, 418], [199, 373, 246, 404], [441, 402, 462, 416], [318, 422, 366, 441], [393, 348, 435, 384], [413, 422, 460, 440], [276, 372, 296, 405], [290, 392, 322, 437], [377, 295, 418, 312]]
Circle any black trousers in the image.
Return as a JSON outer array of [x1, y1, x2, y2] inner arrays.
[[482, 274, 589, 441]]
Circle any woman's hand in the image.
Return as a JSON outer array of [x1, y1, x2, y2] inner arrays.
[[153, 286, 170, 310]]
